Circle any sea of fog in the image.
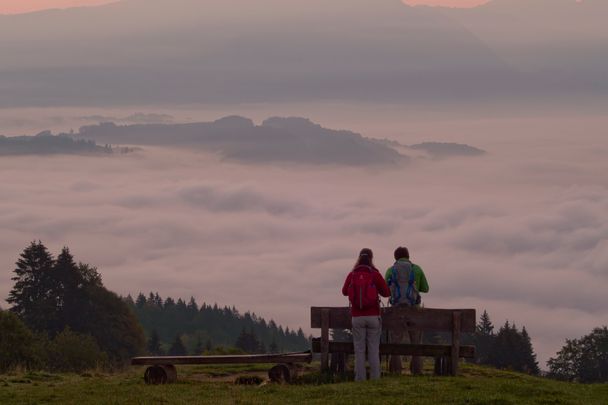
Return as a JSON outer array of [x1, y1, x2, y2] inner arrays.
[[1, 103, 606, 368]]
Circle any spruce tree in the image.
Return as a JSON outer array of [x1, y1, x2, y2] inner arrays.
[[269, 338, 279, 353], [7, 241, 57, 333], [475, 310, 495, 365], [135, 293, 147, 309], [54, 247, 82, 334], [193, 334, 203, 355], [169, 334, 187, 356], [147, 329, 164, 355], [520, 327, 540, 375]]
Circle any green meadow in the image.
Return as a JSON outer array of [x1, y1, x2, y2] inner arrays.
[[1, 363, 606, 405]]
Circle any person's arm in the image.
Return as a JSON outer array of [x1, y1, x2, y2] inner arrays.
[[342, 273, 351, 296], [374, 271, 391, 298], [415, 265, 429, 293], [384, 267, 392, 284]]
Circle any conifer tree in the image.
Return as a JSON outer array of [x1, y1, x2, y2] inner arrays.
[[169, 334, 187, 356], [7, 242, 145, 364], [474, 310, 495, 365], [7, 241, 58, 333], [193, 334, 203, 355], [520, 327, 540, 375], [54, 247, 82, 334], [135, 293, 147, 309], [147, 329, 164, 355]]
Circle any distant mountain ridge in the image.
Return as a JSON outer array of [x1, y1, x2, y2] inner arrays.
[[1, 0, 604, 107], [0, 0, 513, 107]]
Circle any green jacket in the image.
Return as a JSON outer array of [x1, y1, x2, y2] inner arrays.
[[385, 259, 429, 294]]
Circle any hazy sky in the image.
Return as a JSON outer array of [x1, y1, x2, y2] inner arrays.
[[0, 0, 488, 14]]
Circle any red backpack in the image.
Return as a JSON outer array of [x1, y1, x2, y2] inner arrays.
[[348, 266, 379, 310]]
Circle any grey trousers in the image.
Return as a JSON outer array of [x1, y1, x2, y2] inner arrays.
[[351, 316, 382, 381]]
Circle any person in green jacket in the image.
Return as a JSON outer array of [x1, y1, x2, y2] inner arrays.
[[385, 246, 429, 375]]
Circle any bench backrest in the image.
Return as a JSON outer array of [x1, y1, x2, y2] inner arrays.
[[311, 307, 476, 333]]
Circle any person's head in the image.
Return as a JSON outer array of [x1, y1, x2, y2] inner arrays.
[[394, 246, 410, 261], [355, 248, 374, 267]]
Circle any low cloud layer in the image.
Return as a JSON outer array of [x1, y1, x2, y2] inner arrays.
[[1, 112, 606, 368]]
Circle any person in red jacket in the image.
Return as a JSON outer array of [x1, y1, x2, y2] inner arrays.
[[342, 248, 391, 381]]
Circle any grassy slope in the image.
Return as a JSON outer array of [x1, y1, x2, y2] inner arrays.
[[1, 363, 606, 405]]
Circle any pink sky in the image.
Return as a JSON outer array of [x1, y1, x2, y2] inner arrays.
[[1, 0, 488, 15]]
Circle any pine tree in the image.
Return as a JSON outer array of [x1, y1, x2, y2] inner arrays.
[[54, 247, 82, 334], [135, 293, 147, 309], [477, 310, 494, 335], [520, 327, 540, 375], [474, 310, 495, 365], [235, 327, 260, 353], [169, 334, 187, 356], [147, 329, 164, 355], [269, 338, 279, 353], [193, 334, 203, 355], [7, 241, 58, 333]]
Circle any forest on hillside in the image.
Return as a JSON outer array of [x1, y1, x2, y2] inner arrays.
[[126, 292, 310, 355]]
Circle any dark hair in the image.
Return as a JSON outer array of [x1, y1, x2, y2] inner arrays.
[[394, 246, 410, 261], [359, 248, 373, 260], [355, 248, 374, 268]]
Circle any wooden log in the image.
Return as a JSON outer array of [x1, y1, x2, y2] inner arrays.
[[132, 351, 312, 366], [311, 307, 476, 333], [320, 309, 330, 371], [268, 363, 299, 384], [143, 364, 177, 384], [311, 338, 475, 358], [451, 311, 461, 376]]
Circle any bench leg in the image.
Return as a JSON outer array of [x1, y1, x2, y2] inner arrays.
[[434, 356, 451, 376], [451, 311, 461, 376], [321, 309, 330, 372]]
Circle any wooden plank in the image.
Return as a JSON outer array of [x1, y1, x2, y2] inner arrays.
[[311, 339, 475, 358], [131, 351, 312, 366], [451, 311, 461, 376], [311, 307, 476, 333], [320, 308, 330, 371]]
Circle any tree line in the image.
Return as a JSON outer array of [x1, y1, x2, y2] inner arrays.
[[470, 310, 540, 375], [127, 292, 310, 356], [1, 242, 606, 381]]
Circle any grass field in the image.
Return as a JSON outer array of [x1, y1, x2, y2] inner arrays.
[[1, 362, 606, 404]]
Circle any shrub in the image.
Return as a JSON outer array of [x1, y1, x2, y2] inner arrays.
[[46, 328, 107, 373], [0, 310, 42, 372]]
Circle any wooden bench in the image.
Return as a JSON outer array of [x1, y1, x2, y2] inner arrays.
[[311, 306, 476, 376], [131, 351, 312, 384]]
